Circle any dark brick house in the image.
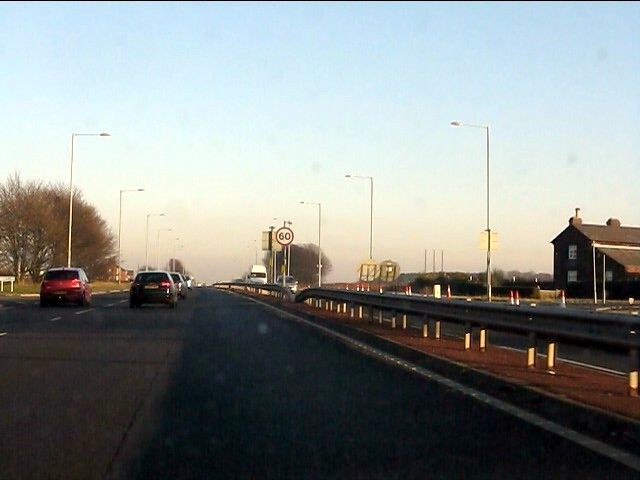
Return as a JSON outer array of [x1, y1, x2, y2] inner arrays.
[[551, 208, 640, 299]]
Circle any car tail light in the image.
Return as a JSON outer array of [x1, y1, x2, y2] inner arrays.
[[160, 280, 172, 288]]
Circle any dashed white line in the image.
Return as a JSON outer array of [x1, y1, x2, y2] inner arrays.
[[49, 317, 61, 322], [75, 309, 93, 315]]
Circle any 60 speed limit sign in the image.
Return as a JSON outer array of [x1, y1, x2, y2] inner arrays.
[[275, 227, 294, 246]]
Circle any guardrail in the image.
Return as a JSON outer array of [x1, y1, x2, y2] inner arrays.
[[213, 282, 295, 302], [214, 283, 640, 396]]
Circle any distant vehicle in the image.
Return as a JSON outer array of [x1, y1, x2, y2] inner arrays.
[[183, 275, 193, 289], [169, 272, 189, 299], [246, 264, 268, 284], [276, 275, 299, 293], [129, 271, 178, 308], [40, 267, 92, 307]]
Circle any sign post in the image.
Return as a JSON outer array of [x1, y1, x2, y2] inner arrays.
[[275, 227, 294, 286]]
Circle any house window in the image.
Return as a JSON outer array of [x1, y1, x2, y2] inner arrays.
[[568, 271, 577, 283], [606, 270, 613, 282], [568, 245, 577, 260]]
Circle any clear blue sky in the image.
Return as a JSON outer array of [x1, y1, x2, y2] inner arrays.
[[2, 2, 639, 283]]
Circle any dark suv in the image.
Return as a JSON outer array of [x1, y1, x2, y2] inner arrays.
[[40, 267, 92, 307], [129, 271, 178, 308]]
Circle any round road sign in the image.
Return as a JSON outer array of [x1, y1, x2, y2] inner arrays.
[[275, 227, 294, 246]]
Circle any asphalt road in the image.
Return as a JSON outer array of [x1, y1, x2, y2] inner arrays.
[[0, 289, 638, 479]]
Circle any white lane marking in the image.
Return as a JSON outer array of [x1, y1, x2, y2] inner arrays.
[[252, 298, 640, 473], [75, 309, 93, 315], [0, 332, 7, 336], [105, 299, 128, 307], [49, 317, 61, 322]]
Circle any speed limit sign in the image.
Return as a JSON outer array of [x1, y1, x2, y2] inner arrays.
[[275, 227, 294, 246]]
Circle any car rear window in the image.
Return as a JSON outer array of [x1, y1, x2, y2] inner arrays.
[[44, 270, 79, 281], [136, 273, 169, 283], [170, 274, 181, 283]]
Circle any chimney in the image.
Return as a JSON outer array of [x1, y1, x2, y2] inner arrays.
[[569, 207, 582, 226], [606, 218, 621, 228]]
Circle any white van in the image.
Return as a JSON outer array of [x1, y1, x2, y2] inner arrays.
[[247, 264, 268, 284]]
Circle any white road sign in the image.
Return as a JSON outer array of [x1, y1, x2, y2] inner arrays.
[[275, 227, 294, 246]]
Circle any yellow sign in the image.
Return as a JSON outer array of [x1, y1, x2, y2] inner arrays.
[[480, 231, 499, 250], [358, 259, 379, 282]]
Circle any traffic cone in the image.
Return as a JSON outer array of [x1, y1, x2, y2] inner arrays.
[[515, 291, 520, 306], [509, 290, 514, 305], [408, 285, 412, 295], [446, 285, 451, 299], [560, 290, 566, 308]]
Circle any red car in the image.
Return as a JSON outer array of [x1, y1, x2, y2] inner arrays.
[[40, 267, 92, 307]]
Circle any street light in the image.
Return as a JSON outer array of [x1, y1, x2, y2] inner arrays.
[[67, 132, 110, 267], [156, 228, 173, 270], [450, 120, 492, 301], [172, 238, 180, 271], [300, 201, 322, 287], [117, 188, 144, 284], [145, 213, 165, 270], [345, 174, 374, 259]]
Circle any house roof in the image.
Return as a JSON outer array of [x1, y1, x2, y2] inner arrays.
[[574, 223, 640, 244], [597, 248, 640, 274], [551, 216, 640, 245]]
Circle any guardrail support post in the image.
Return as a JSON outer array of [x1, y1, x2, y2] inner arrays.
[[358, 305, 363, 319], [378, 309, 383, 325], [435, 319, 441, 339], [391, 311, 397, 329], [547, 341, 557, 373], [479, 327, 487, 352], [402, 313, 407, 330], [464, 322, 472, 350], [630, 348, 639, 397], [527, 332, 537, 369], [422, 314, 429, 338]]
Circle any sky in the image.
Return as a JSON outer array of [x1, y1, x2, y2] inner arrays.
[[1, 2, 639, 284]]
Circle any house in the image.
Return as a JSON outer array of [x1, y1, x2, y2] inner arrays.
[[105, 264, 134, 283], [551, 208, 640, 299]]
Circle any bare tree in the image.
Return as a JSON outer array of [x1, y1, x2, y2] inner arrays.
[[0, 173, 54, 281], [0, 174, 116, 282], [274, 243, 331, 285]]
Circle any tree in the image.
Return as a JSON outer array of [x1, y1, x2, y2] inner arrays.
[[273, 243, 331, 285], [0, 173, 116, 282], [0, 173, 54, 281]]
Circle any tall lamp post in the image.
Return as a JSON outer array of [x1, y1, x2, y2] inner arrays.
[[450, 120, 492, 301], [145, 213, 165, 271], [345, 174, 374, 259], [117, 188, 144, 284], [172, 238, 180, 271], [67, 132, 110, 267], [156, 228, 173, 270], [300, 201, 322, 287]]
